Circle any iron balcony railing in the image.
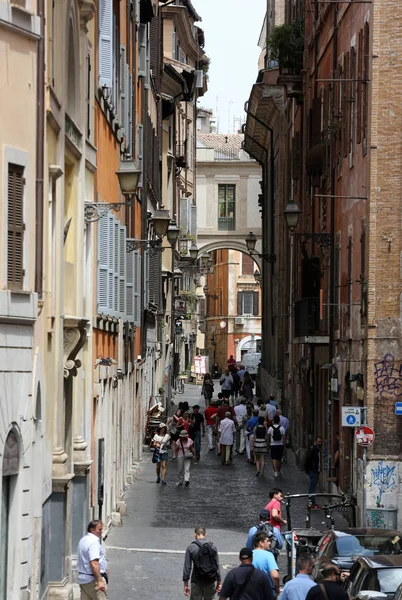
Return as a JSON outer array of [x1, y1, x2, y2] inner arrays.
[[218, 217, 236, 231], [214, 148, 240, 161]]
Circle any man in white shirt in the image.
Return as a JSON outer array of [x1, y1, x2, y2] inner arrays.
[[234, 398, 247, 454], [219, 412, 236, 466], [77, 520, 108, 599]]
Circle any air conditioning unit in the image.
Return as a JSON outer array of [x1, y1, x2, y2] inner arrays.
[[235, 317, 244, 326]]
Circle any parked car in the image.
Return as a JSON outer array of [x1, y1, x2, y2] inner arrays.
[[313, 529, 402, 581], [345, 555, 402, 599]]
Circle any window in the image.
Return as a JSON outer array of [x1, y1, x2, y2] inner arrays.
[[218, 184, 236, 231], [362, 22, 369, 153], [360, 223, 367, 323], [237, 291, 259, 316], [7, 164, 25, 290], [242, 253, 255, 275], [349, 46, 356, 165]]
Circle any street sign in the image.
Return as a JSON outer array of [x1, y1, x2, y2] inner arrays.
[[341, 406, 361, 427], [395, 402, 402, 415], [355, 426, 375, 446]]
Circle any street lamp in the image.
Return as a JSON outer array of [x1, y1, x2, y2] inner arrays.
[[84, 159, 141, 222], [189, 243, 198, 260], [166, 221, 180, 246], [151, 207, 171, 239], [245, 232, 276, 263], [126, 207, 173, 253], [201, 253, 210, 266], [254, 269, 262, 286], [283, 199, 301, 232]]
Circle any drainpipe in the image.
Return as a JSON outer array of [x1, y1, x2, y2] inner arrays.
[[141, 81, 149, 360], [35, 0, 45, 296]]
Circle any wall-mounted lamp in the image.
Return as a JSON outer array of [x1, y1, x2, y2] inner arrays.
[[254, 269, 262, 286], [116, 368, 124, 380], [126, 209, 177, 253], [245, 232, 276, 263]]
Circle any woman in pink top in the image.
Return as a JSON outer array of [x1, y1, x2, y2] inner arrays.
[[175, 430, 195, 486]]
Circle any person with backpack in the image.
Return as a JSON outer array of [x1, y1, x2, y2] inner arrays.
[[267, 414, 285, 477], [219, 547, 274, 600], [245, 509, 283, 558], [251, 416, 268, 477], [183, 526, 221, 600]]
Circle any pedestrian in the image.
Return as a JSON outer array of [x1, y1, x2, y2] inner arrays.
[[280, 555, 316, 600], [202, 373, 214, 407], [190, 405, 205, 462], [216, 396, 234, 423], [182, 411, 191, 434], [246, 408, 259, 464], [231, 367, 241, 402], [240, 371, 254, 401], [276, 408, 290, 463], [175, 430, 195, 486], [151, 423, 170, 485], [77, 520, 108, 599], [269, 394, 278, 409], [167, 408, 184, 459], [219, 369, 233, 400], [234, 397, 247, 454], [252, 532, 280, 598], [183, 526, 221, 600], [265, 401, 277, 425], [304, 436, 323, 508], [227, 354, 236, 372], [219, 547, 274, 600], [219, 411, 236, 465], [267, 415, 286, 478], [333, 431, 340, 486], [245, 509, 283, 557], [237, 364, 245, 383], [204, 399, 218, 451], [305, 563, 349, 600], [251, 416, 268, 477], [265, 488, 287, 531]]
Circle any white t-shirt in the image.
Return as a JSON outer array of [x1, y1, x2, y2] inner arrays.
[[152, 433, 170, 452], [266, 404, 277, 421], [77, 532, 107, 584], [268, 425, 285, 446], [219, 418, 236, 445]]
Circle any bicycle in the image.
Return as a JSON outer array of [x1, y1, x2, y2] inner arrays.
[[174, 377, 184, 394]]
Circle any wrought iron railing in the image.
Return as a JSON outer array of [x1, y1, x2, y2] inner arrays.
[[218, 217, 236, 231]]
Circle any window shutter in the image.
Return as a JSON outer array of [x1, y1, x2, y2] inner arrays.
[[97, 214, 109, 313], [126, 240, 135, 322], [253, 291, 259, 316], [138, 24, 147, 77], [108, 213, 114, 312], [114, 219, 119, 315], [137, 123, 144, 187], [127, 69, 132, 152], [120, 46, 127, 135], [172, 28, 176, 59], [150, 13, 161, 92], [134, 251, 142, 326], [237, 292, 242, 316], [98, 0, 113, 88], [7, 164, 25, 289], [180, 197, 190, 234], [149, 248, 161, 307], [143, 249, 149, 309], [119, 226, 126, 315], [190, 204, 197, 237]]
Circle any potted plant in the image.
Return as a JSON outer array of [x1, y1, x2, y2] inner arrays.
[[267, 20, 304, 75]]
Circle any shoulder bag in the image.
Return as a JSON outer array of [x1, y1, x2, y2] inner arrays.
[[232, 566, 255, 600], [180, 439, 194, 460], [319, 583, 330, 600]]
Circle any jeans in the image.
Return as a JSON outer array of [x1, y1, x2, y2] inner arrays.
[[245, 432, 251, 459], [190, 580, 216, 600], [193, 430, 201, 459], [308, 470, 319, 504], [177, 456, 191, 483], [206, 425, 215, 450]]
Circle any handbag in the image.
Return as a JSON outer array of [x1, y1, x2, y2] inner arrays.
[[180, 439, 193, 460], [152, 447, 161, 463]]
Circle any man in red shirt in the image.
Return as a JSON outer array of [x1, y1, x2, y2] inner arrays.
[[216, 399, 234, 424], [205, 400, 218, 451], [227, 355, 236, 372], [265, 488, 287, 531]]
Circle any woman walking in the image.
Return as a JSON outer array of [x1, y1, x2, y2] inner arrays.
[[151, 423, 170, 485], [268, 414, 286, 477], [202, 373, 214, 407], [240, 371, 254, 401], [251, 416, 268, 477], [175, 430, 195, 486], [167, 409, 184, 459], [244, 404, 256, 463]]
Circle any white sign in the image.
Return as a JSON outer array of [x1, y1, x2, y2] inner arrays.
[[194, 356, 208, 375], [341, 406, 361, 427]]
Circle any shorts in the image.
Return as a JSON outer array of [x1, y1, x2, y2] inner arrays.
[[159, 451, 168, 462], [170, 432, 179, 441], [270, 445, 284, 460]]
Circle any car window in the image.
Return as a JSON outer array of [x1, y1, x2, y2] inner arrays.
[[334, 535, 402, 557], [346, 563, 364, 594], [377, 569, 402, 594], [318, 534, 333, 556]]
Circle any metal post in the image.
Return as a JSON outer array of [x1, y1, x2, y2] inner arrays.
[[361, 407, 367, 525]]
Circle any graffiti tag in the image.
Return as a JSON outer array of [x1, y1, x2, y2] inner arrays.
[[374, 353, 402, 397], [371, 461, 397, 504]]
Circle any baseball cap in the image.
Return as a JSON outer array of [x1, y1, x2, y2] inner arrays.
[[259, 509, 270, 520], [193, 405, 200, 410], [239, 547, 253, 560]]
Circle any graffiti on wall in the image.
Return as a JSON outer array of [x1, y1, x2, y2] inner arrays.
[[370, 461, 397, 506], [374, 353, 402, 397]]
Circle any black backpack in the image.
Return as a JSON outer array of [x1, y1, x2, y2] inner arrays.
[[253, 523, 279, 559], [272, 425, 282, 442], [193, 541, 219, 580]]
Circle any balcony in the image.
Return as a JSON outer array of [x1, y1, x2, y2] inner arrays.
[[294, 297, 329, 343], [218, 217, 236, 231], [214, 148, 240, 161]]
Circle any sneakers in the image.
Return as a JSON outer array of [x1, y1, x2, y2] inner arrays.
[[256, 471, 260, 477], [161, 480, 167, 485], [184, 481, 190, 486], [273, 472, 278, 478], [176, 482, 183, 487], [156, 477, 161, 483], [311, 504, 322, 509]]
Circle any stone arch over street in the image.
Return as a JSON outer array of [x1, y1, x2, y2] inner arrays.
[[196, 240, 261, 270]]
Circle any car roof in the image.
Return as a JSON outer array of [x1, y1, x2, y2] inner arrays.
[[356, 555, 402, 568], [332, 529, 402, 537]]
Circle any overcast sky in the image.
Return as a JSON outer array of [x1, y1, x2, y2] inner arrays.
[[196, 0, 266, 134]]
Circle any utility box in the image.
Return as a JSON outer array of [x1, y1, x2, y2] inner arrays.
[[365, 508, 397, 529]]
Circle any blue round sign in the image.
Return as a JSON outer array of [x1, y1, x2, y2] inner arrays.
[[346, 415, 356, 425]]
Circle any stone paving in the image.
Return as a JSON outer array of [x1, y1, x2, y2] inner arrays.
[[104, 384, 347, 600]]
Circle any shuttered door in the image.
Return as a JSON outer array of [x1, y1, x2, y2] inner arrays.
[[134, 251, 141, 326], [7, 164, 25, 289], [148, 247, 161, 307], [190, 204, 197, 237], [97, 214, 109, 313], [126, 240, 135, 322], [119, 226, 126, 315]]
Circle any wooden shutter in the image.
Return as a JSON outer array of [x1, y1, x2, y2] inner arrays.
[[237, 292, 242, 315], [126, 241, 135, 322], [143, 249, 149, 309], [137, 123, 144, 187], [108, 213, 114, 313], [7, 164, 25, 289], [138, 24, 147, 77], [150, 13, 161, 92], [134, 251, 141, 326], [252, 291, 259, 316], [97, 214, 109, 313], [98, 0, 113, 88], [119, 226, 126, 315], [127, 71, 133, 153], [149, 247, 161, 307], [113, 219, 119, 314]]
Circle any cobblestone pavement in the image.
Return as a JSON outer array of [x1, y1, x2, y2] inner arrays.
[[105, 385, 346, 600]]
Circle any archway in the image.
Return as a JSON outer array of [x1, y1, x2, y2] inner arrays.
[[236, 335, 261, 362], [196, 240, 261, 270]]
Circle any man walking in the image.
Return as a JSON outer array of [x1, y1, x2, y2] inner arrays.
[[77, 520, 108, 599], [265, 488, 287, 531], [219, 547, 273, 600], [183, 526, 221, 600], [204, 399, 218, 451], [252, 532, 280, 598], [280, 555, 316, 600], [234, 397, 247, 454], [305, 564, 349, 600], [190, 405, 205, 462], [219, 411, 236, 465], [219, 369, 233, 400], [245, 509, 283, 557], [304, 436, 323, 508]]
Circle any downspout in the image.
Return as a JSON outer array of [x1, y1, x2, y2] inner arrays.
[[35, 0, 45, 296], [141, 81, 149, 360]]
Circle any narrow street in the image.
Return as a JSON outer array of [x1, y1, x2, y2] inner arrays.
[[106, 385, 330, 599]]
